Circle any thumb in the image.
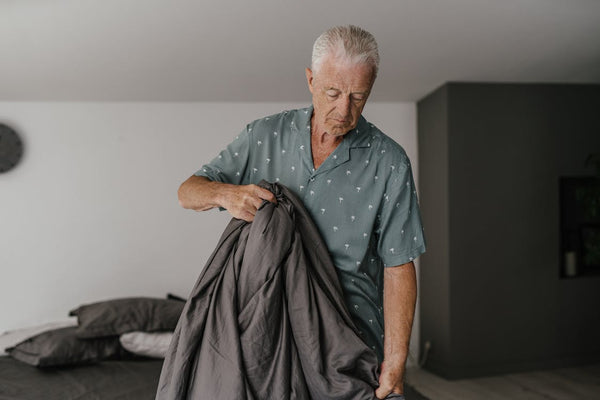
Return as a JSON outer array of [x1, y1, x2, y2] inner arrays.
[[375, 377, 392, 399]]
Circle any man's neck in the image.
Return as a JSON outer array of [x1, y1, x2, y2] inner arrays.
[[311, 117, 345, 169]]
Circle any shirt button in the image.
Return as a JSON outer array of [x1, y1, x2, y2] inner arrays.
[[309, 177, 315, 182]]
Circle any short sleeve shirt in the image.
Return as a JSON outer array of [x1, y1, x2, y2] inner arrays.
[[195, 106, 426, 362]]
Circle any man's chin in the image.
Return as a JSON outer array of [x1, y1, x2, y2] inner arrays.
[[328, 124, 354, 136]]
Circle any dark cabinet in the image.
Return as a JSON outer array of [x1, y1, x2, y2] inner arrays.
[[417, 83, 600, 379]]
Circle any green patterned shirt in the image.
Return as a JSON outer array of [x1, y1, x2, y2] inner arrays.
[[195, 106, 426, 362]]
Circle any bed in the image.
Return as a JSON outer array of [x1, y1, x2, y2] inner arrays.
[[0, 356, 163, 400], [0, 294, 430, 400], [0, 296, 182, 400]]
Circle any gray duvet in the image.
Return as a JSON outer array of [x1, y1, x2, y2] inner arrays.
[[156, 182, 382, 399]]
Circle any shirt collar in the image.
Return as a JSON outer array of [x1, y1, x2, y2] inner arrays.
[[294, 105, 372, 149], [295, 105, 372, 175]]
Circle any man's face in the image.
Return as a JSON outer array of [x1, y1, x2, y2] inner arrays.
[[306, 57, 375, 136]]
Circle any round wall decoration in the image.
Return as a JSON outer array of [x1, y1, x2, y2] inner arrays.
[[0, 123, 24, 173]]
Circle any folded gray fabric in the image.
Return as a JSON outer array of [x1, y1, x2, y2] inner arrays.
[[156, 181, 381, 399]]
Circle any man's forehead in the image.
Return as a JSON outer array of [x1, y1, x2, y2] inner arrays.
[[314, 71, 374, 92]]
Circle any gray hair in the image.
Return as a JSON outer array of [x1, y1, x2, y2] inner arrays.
[[311, 25, 380, 78]]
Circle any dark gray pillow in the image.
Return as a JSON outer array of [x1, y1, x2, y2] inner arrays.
[[6, 326, 128, 367], [69, 297, 184, 338]]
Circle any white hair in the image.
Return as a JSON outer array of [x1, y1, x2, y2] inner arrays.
[[311, 25, 380, 78]]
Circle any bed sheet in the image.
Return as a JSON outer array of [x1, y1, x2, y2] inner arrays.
[[0, 356, 163, 400]]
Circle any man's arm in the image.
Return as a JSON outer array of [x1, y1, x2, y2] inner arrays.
[[375, 261, 417, 399], [178, 175, 276, 222]]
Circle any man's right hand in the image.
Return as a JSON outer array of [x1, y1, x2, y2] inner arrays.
[[219, 183, 277, 222], [178, 175, 276, 222]]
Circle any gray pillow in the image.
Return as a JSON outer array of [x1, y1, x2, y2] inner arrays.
[[6, 326, 128, 367], [69, 297, 184, 338]]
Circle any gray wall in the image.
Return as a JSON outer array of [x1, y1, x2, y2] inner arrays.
[[418, 83, 600, 379]]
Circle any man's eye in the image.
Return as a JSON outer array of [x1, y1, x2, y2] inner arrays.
[[352, 94, 366, 102], [326, 91, 339, 98]]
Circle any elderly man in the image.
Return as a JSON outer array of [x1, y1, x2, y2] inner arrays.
[[178, 25, 425, 399]]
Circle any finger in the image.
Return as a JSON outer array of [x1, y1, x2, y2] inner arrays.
[[255, 187, 277, 204], [237, 209, 255, 222], [249, 196, 264, 211], [375, 385, 391, 400]]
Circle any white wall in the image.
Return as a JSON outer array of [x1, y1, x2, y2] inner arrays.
[[0, 101, 420, 363]]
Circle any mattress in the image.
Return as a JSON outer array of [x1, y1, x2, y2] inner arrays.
[[0, 356, 163, 400]]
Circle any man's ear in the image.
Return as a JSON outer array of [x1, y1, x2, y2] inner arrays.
[[305, 68, 314, 94]]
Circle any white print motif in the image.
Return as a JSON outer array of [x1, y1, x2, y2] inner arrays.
[[345, 244, 350, 251], [282, 149, 286, 154], [299, 185, 304, 191], [234, 152, 239, 157], [339, 197, 344, 204], [368, 204, 373, 210], [236, 171, 240, 176], [291, 166, 295, 171], [333, 155, 337, 159], [356, 187, 361, 192], [257, 140, 262, 146], [333, 226, 339, 232], [273, 131, 278, 136], [351, 216, 356, 222], [252, 168, 258, 174], [321, 208, 326, 214], [363, 233, 368, 238], [346, 170, 351, 176], [327, 179, 332, 185], [300, 145, 305, 150], [390, 165, 395, 171], [266, 158, 270, 164], [390, 248, 395, 254], [310, 190, 315, 196]]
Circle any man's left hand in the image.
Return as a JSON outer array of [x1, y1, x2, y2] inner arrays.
[[375, 359, 405, 399]]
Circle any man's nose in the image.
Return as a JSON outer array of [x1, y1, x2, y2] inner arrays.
[[337, 96, 352, 117]]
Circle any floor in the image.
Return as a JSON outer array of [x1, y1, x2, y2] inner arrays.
[[405, 363, 600, 400]]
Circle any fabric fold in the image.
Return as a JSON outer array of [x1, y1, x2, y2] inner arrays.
[[156, 181, 380, 400]]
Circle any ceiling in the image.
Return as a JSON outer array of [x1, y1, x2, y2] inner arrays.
[[1, 0, 599, 103]]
